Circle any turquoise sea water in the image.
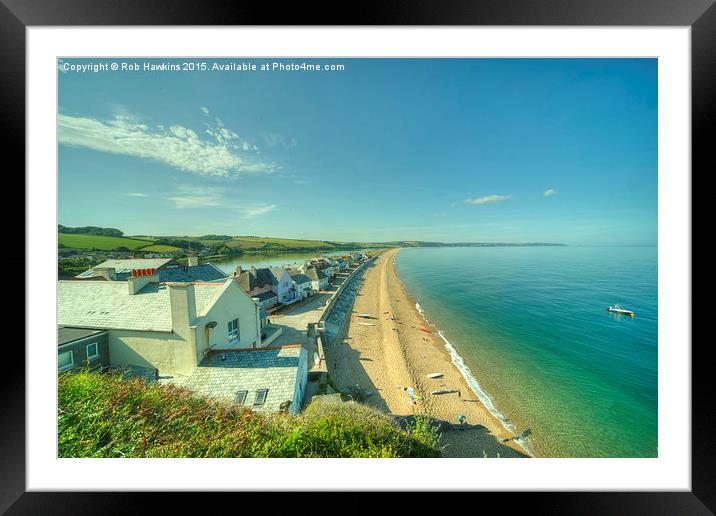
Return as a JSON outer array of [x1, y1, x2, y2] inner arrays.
[[395, 246, 657, 458]]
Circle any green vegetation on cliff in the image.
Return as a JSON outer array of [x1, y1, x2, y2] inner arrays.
[[59, 371, 440, 458]]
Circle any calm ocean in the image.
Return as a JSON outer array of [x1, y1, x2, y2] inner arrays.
[[395, 246, 657, 458]]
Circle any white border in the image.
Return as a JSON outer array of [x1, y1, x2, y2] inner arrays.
[[27, 27, 691, 491]]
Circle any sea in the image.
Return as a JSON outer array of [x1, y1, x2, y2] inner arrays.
[[394, 246, 657, 458]]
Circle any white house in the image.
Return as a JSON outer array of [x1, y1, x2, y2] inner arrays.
[[58, 276, 263, 376], [288, 271, 313, 299], [267, 267, 300, 305], [304, 266, 329, 291]]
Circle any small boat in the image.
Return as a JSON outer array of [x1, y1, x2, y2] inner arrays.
[[356, 314, 373, 318], [607, 304, 635, 317], [426, 373, 444, 379], [358, 322, 375, 326], [419, 327, 431, 333], [431, 389, 458, 395]]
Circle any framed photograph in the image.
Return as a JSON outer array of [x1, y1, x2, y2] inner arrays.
[[8, 0, 709, 511]]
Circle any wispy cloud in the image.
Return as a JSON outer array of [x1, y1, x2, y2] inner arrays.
[[126, 192, 148, 197], [465, 194, 512, 205], [544, 188, 557, 197], [156, 186, 277, 217], [243, 204, 277, 218], [58, 113, 279, 177], [200, 106, 210, 116], [165, 186, 225, 209]]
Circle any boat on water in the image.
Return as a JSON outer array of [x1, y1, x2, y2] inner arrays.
[[607, 304, 635, 317]]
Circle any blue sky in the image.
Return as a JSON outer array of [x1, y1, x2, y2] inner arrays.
[[58, 58, 657, 245]]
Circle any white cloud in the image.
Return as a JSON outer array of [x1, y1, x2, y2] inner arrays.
[[58, 113, 278, 177], [161, 186, 276, 217], [243, 204, 277, 218], [544, 188, 557, 197], [165, 186, 225, 209], [200, 106, 210, 115], [465, 194, 512, 205], [126, 192, 148, 197]]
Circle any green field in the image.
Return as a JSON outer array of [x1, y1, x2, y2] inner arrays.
[[227, 236, 337, 250], [58, 233, 153, 251], [139, 244, 181, 252]]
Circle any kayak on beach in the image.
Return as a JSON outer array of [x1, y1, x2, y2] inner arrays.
[[426, 373, 444, 379], [431, 389, 458, 395], [419, 327, 431, 333]]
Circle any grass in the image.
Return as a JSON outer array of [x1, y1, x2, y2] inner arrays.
[[139, 244, 181, 252], [59, 370, 441, 458], [227, 236, 338, 250], [59, 233, 153, 251]]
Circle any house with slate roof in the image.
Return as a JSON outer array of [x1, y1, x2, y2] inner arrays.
[[288, 271, 313, 299], [75, 257, 227, 283], [233, 266, 299, 305], [58, 327, 109, 373], [252, 290, 279, 311], [268, 267, 300, 305], [58, 273, 263, 375], [166, 345, 309, 416], [303, 265, 329, 291]]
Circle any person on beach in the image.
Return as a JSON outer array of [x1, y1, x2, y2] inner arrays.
[[457, 414, 466, 430], [457, 389, 461, 398]]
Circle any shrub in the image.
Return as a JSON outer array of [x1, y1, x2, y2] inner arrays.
[[58, 370, 441, 458]]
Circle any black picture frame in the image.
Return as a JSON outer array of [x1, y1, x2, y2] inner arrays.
[[4, 0, 709, 512]]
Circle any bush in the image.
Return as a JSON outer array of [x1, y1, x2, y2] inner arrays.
[[58, 370, 441, 458]]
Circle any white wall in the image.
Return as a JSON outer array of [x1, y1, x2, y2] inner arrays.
[[107, 329, 197, 376], [202, 282, 260, 350]]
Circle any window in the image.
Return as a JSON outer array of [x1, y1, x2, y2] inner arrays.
[[86, 342, 99, 360], [254, 389, 269, 406], [234, 390, 248, 405], [58, 350, 74, 371], [228, 318, 240, 342]]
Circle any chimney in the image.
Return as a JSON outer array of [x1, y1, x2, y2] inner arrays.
[[188, 256, 199, 267], [93, 267, 116, 281], [167, 283, 197, 339], [128, 271, 158, 294]]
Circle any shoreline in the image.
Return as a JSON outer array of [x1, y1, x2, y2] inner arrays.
[[329, 248, 529, 458], [391, 253, 532, 457]]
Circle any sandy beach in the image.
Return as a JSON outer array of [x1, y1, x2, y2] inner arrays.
[[329, 248, 528, 458]]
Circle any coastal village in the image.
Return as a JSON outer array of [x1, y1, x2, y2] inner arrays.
[[58, 251, 372, 417], [58, 244, 529, 458]]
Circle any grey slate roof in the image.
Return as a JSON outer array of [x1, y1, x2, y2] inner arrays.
[[58, 280, 228, 332], [234, 269, 261, 292], [252, 290, 278, 302], [304, 267, 327, 281], [76, 258, 176, 278], [255, 268, 277, 287], [269, 267, 288, 283], [58, 326, 107, 346], [289, 273, 311, 285], [167, 346, 305, 414], [157, 264, 227, 283]]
